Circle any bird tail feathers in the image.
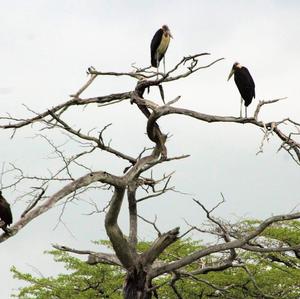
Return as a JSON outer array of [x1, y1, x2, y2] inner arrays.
[[151, 57, 158, 68]]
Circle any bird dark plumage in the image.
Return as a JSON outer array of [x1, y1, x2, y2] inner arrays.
[[228, 62, 255, 117], [234, 66, 255, 107], [0, 191, 13, 233], [151, 29, 163, 68], [150, 25, 172, 69]]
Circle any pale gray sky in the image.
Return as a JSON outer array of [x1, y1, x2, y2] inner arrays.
[[1, 1, 300, 297]]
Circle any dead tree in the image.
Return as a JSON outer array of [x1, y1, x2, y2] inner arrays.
[[0, 53, 300, 298]]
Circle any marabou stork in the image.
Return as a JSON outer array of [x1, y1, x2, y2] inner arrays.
[[0, 191, 13, 233], [228, 62, 255, 118], [150, 25, 173, 75]]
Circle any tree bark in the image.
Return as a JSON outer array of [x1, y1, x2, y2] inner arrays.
[[123, 264, 152, 299]]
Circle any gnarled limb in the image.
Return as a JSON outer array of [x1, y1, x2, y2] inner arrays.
[[0, 171, 124, 242], [128, 183, 138, 249], [105, 186, 135, 270], [141, 227, 180, 265]]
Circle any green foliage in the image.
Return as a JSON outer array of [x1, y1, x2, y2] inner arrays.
[[12, 221, 300, 299], [11, 250, 124, 299]]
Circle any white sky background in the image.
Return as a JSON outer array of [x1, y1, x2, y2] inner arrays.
[[0, 0, 300, 297]]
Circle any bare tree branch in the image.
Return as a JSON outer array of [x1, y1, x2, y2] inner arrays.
[[137, 214, 161, 237], [0, 91, 131, 130], [52, 243, 122, 267], [0, 171, 125, 242], [150, 212, 300, 278]]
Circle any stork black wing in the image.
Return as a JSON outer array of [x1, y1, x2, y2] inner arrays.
[[150, 29, 163, 67], [234, 67, 255, 106], [0, 195, 13, 226], [242, 67, 255, 98]]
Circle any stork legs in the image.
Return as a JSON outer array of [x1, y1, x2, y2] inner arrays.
[[155, 56, 167, 79], [240, 97, 243, 118], [240, 98, 248, 118], [156, 56, 159, 79]]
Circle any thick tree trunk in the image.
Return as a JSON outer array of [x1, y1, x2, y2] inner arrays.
[[123, 267, 152, 299]]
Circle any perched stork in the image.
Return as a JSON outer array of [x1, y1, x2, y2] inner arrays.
[[228, 62, 255, 118], [0, 191, 13, 233], [150, 25, 173, 75]]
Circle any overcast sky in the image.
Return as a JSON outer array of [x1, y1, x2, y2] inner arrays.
[[1, 1, 300, 297]]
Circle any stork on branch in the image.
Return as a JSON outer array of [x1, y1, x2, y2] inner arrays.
[[150, 25, 173, 76], [228, 62, 255, 118]]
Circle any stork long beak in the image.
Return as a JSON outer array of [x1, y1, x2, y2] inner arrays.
[[169, 31, 173, 39], [227, 69, 234, 81]]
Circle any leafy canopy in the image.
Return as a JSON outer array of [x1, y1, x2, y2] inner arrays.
[[12, 220, 300, 299]]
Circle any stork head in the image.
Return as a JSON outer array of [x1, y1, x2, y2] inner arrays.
[[227, 62, 242, 81], [162, 25, 173, 38]]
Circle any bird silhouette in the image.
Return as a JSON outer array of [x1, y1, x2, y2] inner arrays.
[[228, 62, 255, 118], [151, 25, 173, 75], [0, 191, 13, 233]]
